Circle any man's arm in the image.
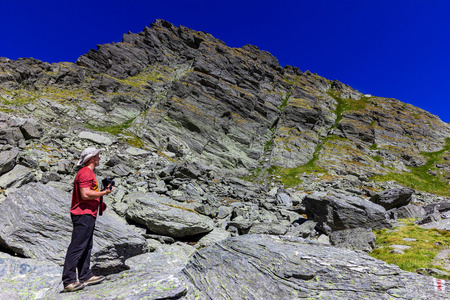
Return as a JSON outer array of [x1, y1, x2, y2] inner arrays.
[[80, 187, 112, 201]]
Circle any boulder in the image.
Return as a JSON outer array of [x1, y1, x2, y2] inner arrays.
[[276, 192, 293, 206], [124, 191, 214, 238], [395, 204, 426, 219], [419, 218, 450, 230], [370, 187, 414, 210], [0, 148, 18, 175], [0, 164, 36, 189], [329, 227, 376, 252], [424, 201, 450, 214], [0, 183, 147, 273], [194, 228, 231, 249], [78, 131, 113, 146], [287, 220, 318, 238], [248, 222, 288, 235], [0, 126, 23, 146], [416, 206, 443, 226], [0, 246, 189, 300], [0, 253, 62, 300], [19, 118, 43, 140], [303, 191, 391, 234], [182, 234, 448, 299]]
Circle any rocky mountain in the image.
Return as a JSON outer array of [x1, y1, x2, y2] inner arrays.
[[1, 19, 450, 299]]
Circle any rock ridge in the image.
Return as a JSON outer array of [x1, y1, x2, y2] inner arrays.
[[1, 19, 450, 299]]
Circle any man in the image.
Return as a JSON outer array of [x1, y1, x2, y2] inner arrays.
[[62, 148, 113, 292]]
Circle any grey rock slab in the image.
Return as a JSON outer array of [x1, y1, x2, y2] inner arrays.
[[0, 164, 35, 189], [0, 248, 189, 300], [287, 220, 318, 238], [389, 245, 411, 251], [78, 131, 113, 146], [329, 227, 376, 252], [395, 204, 426, 219], [19, 118, 43, 140], [276, 192, 293, 206], [0, 148, 18, 176], [0, 253, 62, 300], [403, 238, 417, 242], [0, 183, 146, 273], [182, 234, 448, 299], [248, 222, 288, 235], [194, 227, 231, 249], [304, 191, 391, 233], [420, 218, 450, 230], [125, 146, 151, 156], [124, 191, 214, 238], [370, 187, 414, 210]]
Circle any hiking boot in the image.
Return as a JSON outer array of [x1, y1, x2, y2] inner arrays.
[[64, 282, 84, 292], [82, 275, 106, 287]]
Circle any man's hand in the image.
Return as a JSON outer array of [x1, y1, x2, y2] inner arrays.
[[80, 187, 113, 200], [103, 185, 113, 195]]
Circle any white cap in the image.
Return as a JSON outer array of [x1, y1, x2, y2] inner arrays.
[[77, 148, 102, 166]]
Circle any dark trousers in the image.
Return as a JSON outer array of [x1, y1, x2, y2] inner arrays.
[[62, 214, 96, 285]]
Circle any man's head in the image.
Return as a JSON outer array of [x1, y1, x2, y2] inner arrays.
[[77, 148, 102, 168]]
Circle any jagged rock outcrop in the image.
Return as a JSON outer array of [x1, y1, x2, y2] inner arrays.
[[1, 19, 450, 299], [182, 234, 446, 299], [370, 187, 414, 210], [2, 235, 448, 299], [123, 191, 215, 237], [2, 20, 449, 177], [0, 183, 147, 273], [303, 191, 392, 234]]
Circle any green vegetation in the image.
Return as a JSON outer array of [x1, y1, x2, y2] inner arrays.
[[371, 138, 450, 196], [116, 69, 162, 87], [371, 219, 450, 279], [86, 119, 134, 135], [86, 118, 144, 148], [265, 93, 368, 187], [372, 155, 383, 162], [0, 88, 37, 106], [267, 160, 326, 187], [264, 140, 274, 152], [327, 92, 370, 124], [255, 92, 371, 188], [277, 91, 290, 111]]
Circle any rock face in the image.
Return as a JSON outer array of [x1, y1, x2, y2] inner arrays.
[[0, 19, 450, 299], [182, 234, 446, 299], [2, 20, 450, 178], [0, 183, 147, 273], [2, 235, 447, 300], [124, 191, 215, 238], [304, 191, 391, 234], [370, 187, 414, 210]]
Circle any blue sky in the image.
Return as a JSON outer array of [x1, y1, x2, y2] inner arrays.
[[1, 0, 449, 122]]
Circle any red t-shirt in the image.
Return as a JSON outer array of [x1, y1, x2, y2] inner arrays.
[[70, 167, 105, 217]]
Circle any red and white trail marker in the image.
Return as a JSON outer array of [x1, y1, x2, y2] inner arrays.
[[434, 278, 446, 292]]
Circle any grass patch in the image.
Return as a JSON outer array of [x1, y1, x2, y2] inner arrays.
[[264, 140, 274, 152], [117, 69, 162, 87], [372, 155, 383, 162], [86, 118, 144, 148], [327, 92, 370, 123], [86, 119, 134, 135], [277, 91, 290, 111], [371, 219, 450, 279], [0, 89, 38, 106], [371, 138, 450, 196], [267, 158, 326, 188]]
